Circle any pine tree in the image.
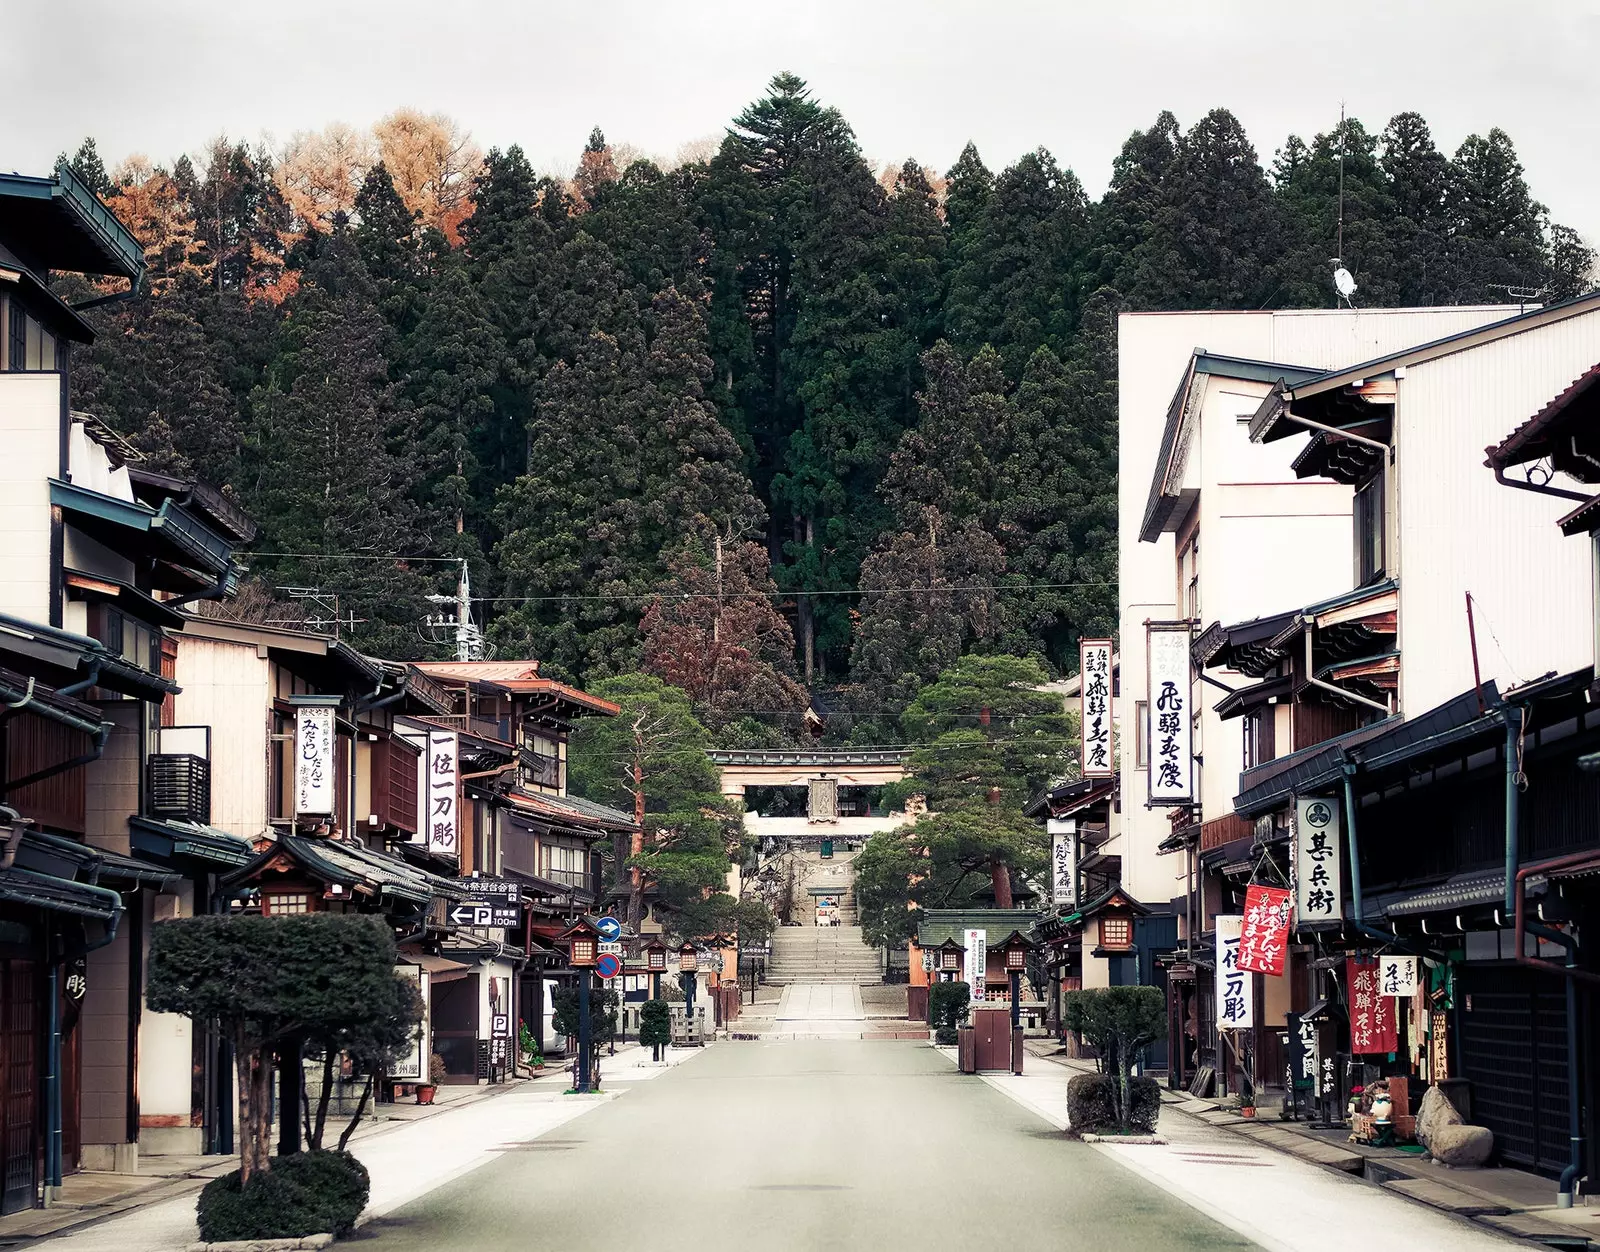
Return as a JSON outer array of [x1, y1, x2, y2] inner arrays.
[[352, 162, 425, 335], [1085, 112, 1179, 297], [58, 138, 114, 198], [1445, 128, 1554, 302]]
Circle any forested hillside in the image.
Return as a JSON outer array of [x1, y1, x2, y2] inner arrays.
[[59, 74, 1592, 732]]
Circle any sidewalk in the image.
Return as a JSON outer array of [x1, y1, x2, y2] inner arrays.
[[18, 1043, 706, 1250], [973, 1040, 1596, 1251]]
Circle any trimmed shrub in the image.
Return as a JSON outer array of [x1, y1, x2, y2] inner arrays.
[[934, 1025, 959, 1046], [198, 1149, 371, 1241], [1066, 1073, 1161, 1135], [928, 980, 971, 1031]]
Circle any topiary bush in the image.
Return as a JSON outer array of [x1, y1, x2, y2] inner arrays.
[[928, 981, 971, 1031], [197, 1149, 371, 1241], [1065, 1073, 1161, 1135]]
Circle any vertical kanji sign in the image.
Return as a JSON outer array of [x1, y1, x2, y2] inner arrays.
[[1378, 955, 1418, 997], [1079, 639, 1114, 778], [1146, 625, 1192, 804], [1047, 819, 1077, 910], [964, 928, 986, 1003], [425, 730, 459, 857], [295, 705, 335, 816], [1347, 958, 1398, 1054], [1237, 884, 1291, 976], [1294, 796, 1342, 926], [1215, 914, 1253, 1029]]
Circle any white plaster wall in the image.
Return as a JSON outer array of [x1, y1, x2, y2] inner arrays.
[[138, 883, 198, 1151], [1395, 311, 1600, 713], [172, 636, 270, 837], [0, 373, 62, 622], [1118, 306, 1517, 910]]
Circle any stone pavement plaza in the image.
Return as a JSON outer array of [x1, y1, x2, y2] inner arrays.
[[35, 1035, 1546, 1252]]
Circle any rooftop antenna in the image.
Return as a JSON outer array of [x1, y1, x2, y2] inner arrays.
[[1331, 102, 1358, 307]]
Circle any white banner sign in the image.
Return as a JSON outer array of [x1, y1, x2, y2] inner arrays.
[[425, 731, 459, 856], [964, 927, 986, 1003], [1215, 914, 1253, 1030], [295, 706, 336, 816], [1079, 639, 1114, 778], [1379, 956, 1418, 998], [1147, 626, 1192, 804], [1294, 796, 1343, 927], [1048, 818, 1077, 910], [389, 963, 426, 1080]]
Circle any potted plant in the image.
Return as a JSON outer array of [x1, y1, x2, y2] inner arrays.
[[416, 1052, 446, 1105], [519, 1022, 544, 1071]]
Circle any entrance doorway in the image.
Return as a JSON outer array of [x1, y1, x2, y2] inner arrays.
[[0, 960, 38, 1214], [430, 973, 480, 1085]]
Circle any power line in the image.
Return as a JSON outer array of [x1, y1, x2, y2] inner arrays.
[[474, 582, 1113, 604], [250, 552, 464, 563]]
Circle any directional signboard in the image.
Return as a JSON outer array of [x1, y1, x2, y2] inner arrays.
[[595, 953, 622, 980], [596, 916, 622, 942], [597, 941, 623, 955], [449, 877, 522, 928]]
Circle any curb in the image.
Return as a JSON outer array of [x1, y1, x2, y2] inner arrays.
[[187, 1237, 334, 1251]]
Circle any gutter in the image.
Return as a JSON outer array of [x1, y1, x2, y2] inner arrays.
[[1305, 632, 1390, 716], [1490, 461, 1590, 505]]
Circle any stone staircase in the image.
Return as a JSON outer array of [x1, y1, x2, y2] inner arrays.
[[766, 860, 883, 985]]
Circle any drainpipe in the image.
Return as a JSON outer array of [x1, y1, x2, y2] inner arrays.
[[1490, 462, 1590, 505], [1, 721, 112, 797], [1503, 706, 1524, 916], [57, 659, 103, 698], [1512, 853, 1600, 1209]]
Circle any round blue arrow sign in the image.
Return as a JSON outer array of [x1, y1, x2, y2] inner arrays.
[[596, 915, 622, 942]]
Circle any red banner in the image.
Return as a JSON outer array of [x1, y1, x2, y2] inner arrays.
[[1237, 884, 1291, 976], [1347, 957, 1398, 1055]]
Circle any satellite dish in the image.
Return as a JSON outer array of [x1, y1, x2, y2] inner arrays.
[[1333, 266, 1358, 301]]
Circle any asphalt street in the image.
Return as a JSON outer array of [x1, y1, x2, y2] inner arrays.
[[355, 1040, 1251, 1252]]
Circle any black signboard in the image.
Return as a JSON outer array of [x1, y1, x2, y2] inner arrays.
[[449, 877, 522, 928]]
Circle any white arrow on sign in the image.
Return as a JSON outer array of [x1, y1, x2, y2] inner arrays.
[[448, 904, 492, 927]]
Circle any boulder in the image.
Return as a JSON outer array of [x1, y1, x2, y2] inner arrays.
[[1430, 1123, 1495, 1167], [1416, 1084, 1493, 1166]]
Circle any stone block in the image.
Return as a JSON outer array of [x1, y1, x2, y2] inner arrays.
[[1430, 1123, 1494, 1168]]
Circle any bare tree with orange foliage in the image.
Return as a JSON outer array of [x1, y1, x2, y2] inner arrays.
[[277, 123, 374, 234], [371, 110, 482, 244], [106, 156, 211, 294]]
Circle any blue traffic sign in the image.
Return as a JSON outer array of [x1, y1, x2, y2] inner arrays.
[[595, 915, 622, 942], [595, 953, 622, 980]]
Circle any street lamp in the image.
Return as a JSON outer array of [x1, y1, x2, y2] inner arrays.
[[646, 939, 667, 1000], [560, 918, 602, 1093], [998, 931, 1033, 1032], [678, 942, 699, 1039]]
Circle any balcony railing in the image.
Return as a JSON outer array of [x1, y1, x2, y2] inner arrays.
[[520, 748, 561, 790], [540, 866, 590, 890], [147, 753, 211, 825]]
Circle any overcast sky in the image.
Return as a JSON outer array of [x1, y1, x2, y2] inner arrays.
[[14, 1, 1600, 247]]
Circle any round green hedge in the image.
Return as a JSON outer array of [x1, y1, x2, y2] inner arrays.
[[198, 1149, 371, 1241]]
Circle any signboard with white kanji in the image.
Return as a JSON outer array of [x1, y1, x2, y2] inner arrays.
[[1215, 914, 1253, 1030], [964, 927, 986, 1002], [1047, 818, 1077, 910], [1294, 796, 1342, 927], [1079, 639, 1114, 778], [1346, 957, 1398, 1054], [1378, 955, 1418, 998], [1238, 884, 1291, 976], [1146, 626, 1192, 804], [425, 731, 459, 856], [1285, 1011, 1318, 1091], [295, 706, 336, 815]]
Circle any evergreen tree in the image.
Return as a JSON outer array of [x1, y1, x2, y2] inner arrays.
[[243, 234, 427, 656], [1085, 111, 1179, 297], [1378, 112, 1453, 306], [58, 138, 114, 198], [352, 162, 426, 335], [1445, 128, 1556, 302]]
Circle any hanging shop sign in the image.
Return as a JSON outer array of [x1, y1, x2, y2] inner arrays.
[[1428, 1009, 1450, 1081], [1079, 639, 1114, 778], [1214, 914, 1253, 1030], [1293, 796, 1342, 926], [1347, 957, 1398, 1055], [425, 731, 459, 856], [1238, 884, 1292, 976], [295, 705, 336, 816], [1146, 625, 1192, 804], [964, 927, 986, 1002], [1378, 955, 1418, 998], [1285, 1011, 1318, 1091], [1047, 818, 1077, 910]]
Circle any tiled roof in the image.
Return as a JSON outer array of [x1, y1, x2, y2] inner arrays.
[[505, 789, 637, 831], [914, 909, 1044, 948]]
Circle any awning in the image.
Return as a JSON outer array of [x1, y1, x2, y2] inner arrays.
[[411, 953, 471, 984], [1213, 675, 1293, 721], [1300, 997, 1342, 1022], [129, 816, 258, 868], [225, 835, 467, 909], [0, 866, 122, 921], [1384, 869, 1507, 918], [15, 830, 178, 889]]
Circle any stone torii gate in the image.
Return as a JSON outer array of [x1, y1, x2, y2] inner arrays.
[[708, 748, 912, 839]]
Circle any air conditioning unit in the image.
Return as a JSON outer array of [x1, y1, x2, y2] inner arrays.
[[146, 753, 211, 825]]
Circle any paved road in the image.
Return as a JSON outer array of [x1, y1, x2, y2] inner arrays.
[[358, 1041, 1249, 1251], [776, 982, 863, 1022]]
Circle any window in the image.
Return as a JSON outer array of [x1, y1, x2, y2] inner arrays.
[[7, 301, 25, 370], [1100, 916, 1133, 950], [1354, 471, 1386, 585], [542, 840, 587, 886], [1134, 700, 1149, 768], [1243, 704, 1276, 769], [520, 729, 565, 792], [4, 302, 56, 371], [264, 891, 311, 916]]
